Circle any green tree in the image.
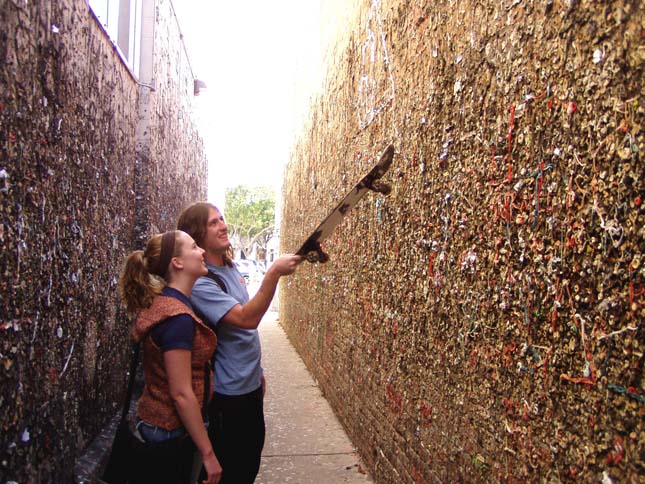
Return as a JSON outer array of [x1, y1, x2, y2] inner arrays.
[[224, 185, 275, 258]]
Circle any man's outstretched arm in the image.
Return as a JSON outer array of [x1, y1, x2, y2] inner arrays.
[[221, 254, 301, 329]]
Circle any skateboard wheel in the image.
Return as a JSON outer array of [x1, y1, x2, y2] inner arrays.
[[305, 250, 330, 264]]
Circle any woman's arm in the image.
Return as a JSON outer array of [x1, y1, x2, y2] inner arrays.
[[164, 349, 222, 484]]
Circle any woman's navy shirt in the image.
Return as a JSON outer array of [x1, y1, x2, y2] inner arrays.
[[150, 287, 195, 351]]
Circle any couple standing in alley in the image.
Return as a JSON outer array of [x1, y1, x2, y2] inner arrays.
[[119, 202, 302, 483]]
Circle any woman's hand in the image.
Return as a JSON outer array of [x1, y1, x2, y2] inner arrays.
[[202, 451, 222, 484]]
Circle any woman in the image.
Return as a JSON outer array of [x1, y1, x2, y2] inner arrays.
[[119, 230, 222, 484]]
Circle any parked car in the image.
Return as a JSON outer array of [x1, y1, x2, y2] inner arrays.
[[234, 259, 259, 284], [251, 259, 267, 275]]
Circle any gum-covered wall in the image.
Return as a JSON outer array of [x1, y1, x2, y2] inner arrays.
[[280, 0, 644, 482], [133, 0, 208, 244], [0, 1, 207, 481]]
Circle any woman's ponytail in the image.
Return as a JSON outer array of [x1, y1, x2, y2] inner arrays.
[[119, 249, 163, 316], [118, 231, 178, 316]]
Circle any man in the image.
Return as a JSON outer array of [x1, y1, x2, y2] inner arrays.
[[177, 202, 301, 483]]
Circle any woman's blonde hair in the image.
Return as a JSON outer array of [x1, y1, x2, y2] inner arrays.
[[119, 231, 180, 316]]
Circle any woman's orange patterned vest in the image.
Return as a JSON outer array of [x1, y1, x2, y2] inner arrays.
[[132, 295, 217, 430]]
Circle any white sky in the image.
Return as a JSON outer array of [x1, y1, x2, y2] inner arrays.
[[172, 1, 324, 211]]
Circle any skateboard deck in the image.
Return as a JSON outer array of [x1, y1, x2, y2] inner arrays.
[[296, 144, 395, 263]]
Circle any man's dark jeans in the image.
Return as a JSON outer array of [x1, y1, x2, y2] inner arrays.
[[208, 386, 265, 484]]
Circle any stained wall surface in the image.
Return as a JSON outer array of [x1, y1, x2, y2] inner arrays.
[[280, 0, 644, 482], [0, 1, 206, 482], [133, 0, 207, 244]]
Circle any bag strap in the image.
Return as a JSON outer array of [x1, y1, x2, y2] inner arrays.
[[120, 342, 140, 422], [199, 270, 221, 415], [204, 270, 228, 294]]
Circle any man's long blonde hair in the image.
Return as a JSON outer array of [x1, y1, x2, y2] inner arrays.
[[177, 202, 234, 266]]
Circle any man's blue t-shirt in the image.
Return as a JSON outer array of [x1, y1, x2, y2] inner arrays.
[[189, 262, 262, 396]]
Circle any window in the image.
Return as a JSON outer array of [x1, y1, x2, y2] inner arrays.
[[88, 0, 142, 77]]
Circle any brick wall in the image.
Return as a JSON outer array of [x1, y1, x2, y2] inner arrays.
[[280, 0, 644, 482], [0, 1, 206, 481]]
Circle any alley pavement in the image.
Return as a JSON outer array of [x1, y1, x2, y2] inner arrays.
[[256, 308, 372, 484]]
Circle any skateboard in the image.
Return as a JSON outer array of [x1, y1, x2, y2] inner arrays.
[[296, 144, 395, 263]]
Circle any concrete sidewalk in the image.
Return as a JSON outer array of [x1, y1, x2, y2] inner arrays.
[[256, 310, 372, 484]]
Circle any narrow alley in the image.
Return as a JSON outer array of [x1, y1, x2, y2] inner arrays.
[[1, 0, 643, 482], [256, 308, 372, 484]]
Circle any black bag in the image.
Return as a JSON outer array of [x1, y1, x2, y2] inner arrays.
[[102, 343, 208, 483], [102, 343, 140, 483], [103, 419, 193, 483]]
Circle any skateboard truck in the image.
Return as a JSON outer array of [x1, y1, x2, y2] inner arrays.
[[300, 239, 330, 264], [365, 179, 391, 195]]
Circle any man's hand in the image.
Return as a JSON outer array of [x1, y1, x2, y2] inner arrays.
[[269, 254, 302, 276]]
